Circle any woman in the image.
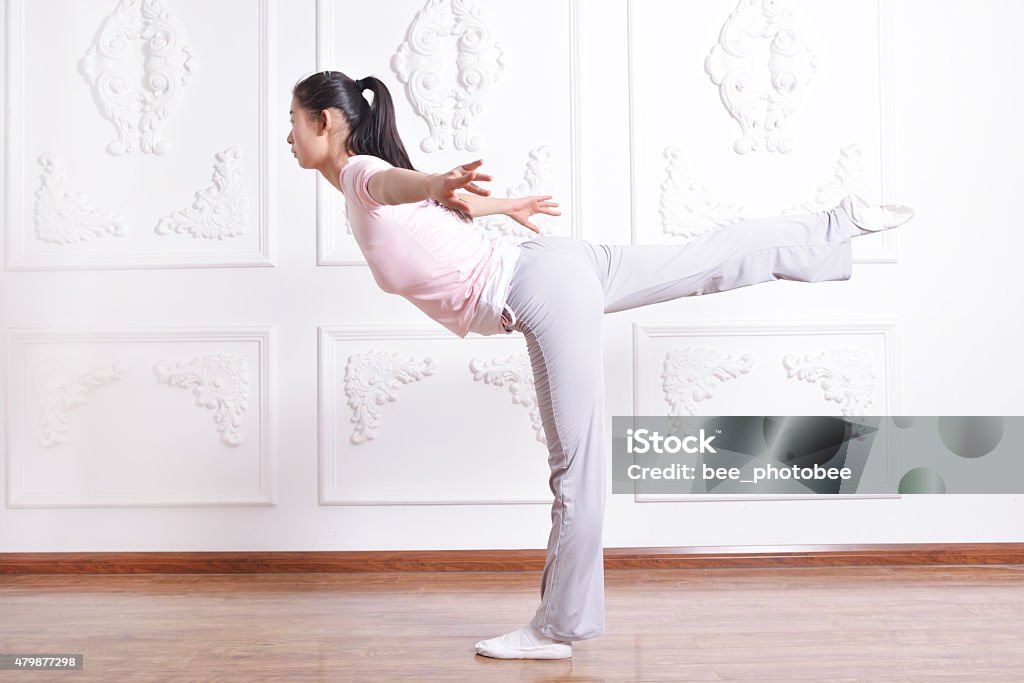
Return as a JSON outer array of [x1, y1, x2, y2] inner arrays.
[[288, 70, 915, 660]]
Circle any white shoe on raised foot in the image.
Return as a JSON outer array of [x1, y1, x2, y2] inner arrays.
[[474, 625, 573, 659], [838, 193, 916, 233]]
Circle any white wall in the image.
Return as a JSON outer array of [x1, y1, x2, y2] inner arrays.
[[1, 0, 1021, 553]]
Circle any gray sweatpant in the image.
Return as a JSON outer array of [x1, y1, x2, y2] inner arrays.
[[503, 203, 861, 641]]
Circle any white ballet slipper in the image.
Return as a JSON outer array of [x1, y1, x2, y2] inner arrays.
[[474, 625, 573, 659], [838, 193, 916, 233]]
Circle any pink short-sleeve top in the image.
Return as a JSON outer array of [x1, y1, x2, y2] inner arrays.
[[339, 154, 524, 338]]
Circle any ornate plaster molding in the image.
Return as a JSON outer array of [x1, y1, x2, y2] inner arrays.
[[154, 353, 250, 447], [155, 148, 249, 239], [469, 353, 545, 444], [658, 146, 749, 239], [344, 350, 436, 444], [79, 0, 197, 156], [704, 0, 817, 154], [33, 154, 127, 244], [391, 0, 504, 153], [782, 348, 874, 415], [35, 360, 123, 448], [662, 347, 755, 416]]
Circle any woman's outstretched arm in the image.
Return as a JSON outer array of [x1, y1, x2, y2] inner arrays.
[[366, 159, 492, 212], [455, 194, 514, 217], [457, 194, 561, 233], [366, 167, 436, 205]]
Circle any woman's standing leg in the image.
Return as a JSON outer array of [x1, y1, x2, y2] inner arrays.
[[475, 238, 608, 659], [521, 299, 607, 644]]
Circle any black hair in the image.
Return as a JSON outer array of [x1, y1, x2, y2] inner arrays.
[[292, 70, 470, 221]]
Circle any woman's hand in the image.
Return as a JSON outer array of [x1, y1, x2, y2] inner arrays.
[[427, 159, 493, 214], [505, 195, 561, 234]]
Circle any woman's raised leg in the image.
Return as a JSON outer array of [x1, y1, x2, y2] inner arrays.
[[588, 203, 862, 314]]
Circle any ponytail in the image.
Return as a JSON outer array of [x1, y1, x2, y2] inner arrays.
[[292, 70, 470, 222], [346, 76, 414, 171], [291, 71, 414, 170]]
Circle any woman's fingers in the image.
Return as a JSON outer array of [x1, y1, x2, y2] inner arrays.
[[458, 172, 492, 185], [449, 171, 491, 190], [448, 197, 472, 214], [509, 212, 541, 234], [447, 174, 491, 197]]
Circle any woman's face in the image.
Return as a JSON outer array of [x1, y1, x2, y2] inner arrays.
[[287, 98, 325, 169]]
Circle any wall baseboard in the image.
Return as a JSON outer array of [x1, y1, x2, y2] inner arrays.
[[2, 543, 1023, 574]]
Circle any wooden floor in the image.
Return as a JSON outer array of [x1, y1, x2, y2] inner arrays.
[[2, 565, 1024, 681]]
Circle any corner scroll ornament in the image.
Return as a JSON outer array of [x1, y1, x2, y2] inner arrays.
[[35, 361, 124, 448], [79, 0, 197, 156], [391, 0, 505, 153], [478, 146, 555, 238], [344, 351, 437, 444], [782, 348, 875, 416], [155, 148, 249, 239], [33, 154, 127, 244], [658, 147, 749, 240], [780, 144, 865, 214], [469, 353, 545, 445], [703, 0, 817, 154], [154, 353, 250, 447], [662, 347, 755, 416]]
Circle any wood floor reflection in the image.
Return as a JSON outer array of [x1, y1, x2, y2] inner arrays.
[[3, 565, 1024, 681]]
